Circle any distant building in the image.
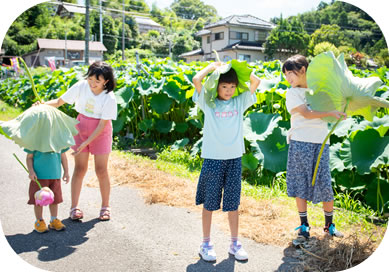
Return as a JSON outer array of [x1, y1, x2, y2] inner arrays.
[[179, 14, 290, 63], [134, 16, 164, 34], [22, 38, 107, 67]]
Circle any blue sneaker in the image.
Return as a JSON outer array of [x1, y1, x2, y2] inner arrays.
[[199, 242, 216, 262], [295, 223, 310, 239], [324, 223, 344, 237]]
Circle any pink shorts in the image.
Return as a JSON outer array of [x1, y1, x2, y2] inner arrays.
[[73, 114, 113, 155]]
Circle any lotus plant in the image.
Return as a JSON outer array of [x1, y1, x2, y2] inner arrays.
[[306, 51, 389, 185]]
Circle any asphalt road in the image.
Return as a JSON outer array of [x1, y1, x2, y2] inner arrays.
[[0, 135, 298, 272]]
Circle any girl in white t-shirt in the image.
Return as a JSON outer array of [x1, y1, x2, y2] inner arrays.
[[283, 55, 346, 243], [41, 61, 117, 221]]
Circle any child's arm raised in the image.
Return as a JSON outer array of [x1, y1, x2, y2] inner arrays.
[[33, 98, 66, 108], [61, 152, 70, 183], [192, 62, 223, 94], [291, 105, 347, 120], [250, 73, 261, 94], [26, 154, 37, 181]]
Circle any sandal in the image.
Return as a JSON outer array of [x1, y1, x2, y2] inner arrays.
[[99, 207, 111, 221], [69, 207, 83, 221]]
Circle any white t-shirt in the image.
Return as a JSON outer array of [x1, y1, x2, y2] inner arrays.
[[285, 87, 329, 144], [61, 80, 117, 120]]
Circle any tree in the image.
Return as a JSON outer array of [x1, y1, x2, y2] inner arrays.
[[308, 24, 351, 55], [264, 17, 310, 58], [170, 0, 217, 20]]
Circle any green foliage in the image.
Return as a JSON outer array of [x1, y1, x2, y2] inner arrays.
[[1, 56, 389, 215], [171, 0, 218, 20], [313, 42, 340, 57]]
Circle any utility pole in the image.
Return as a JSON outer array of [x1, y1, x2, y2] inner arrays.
[[169, 40, 172, 59], [99, 0, 103, 43], [122, 0, 125, 60], [85, 0, 90, 65]]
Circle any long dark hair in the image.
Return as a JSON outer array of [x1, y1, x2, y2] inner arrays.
[[282, 54, 309, 75], [85, 61, 116, 93]]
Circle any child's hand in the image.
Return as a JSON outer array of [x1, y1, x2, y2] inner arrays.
[[330, 111, 347, 120], [72, 141, 88, 156], [62, 172, 70, 184], [32, 101, 43, 106], [29, 171, 37, 182], [212, 61, 224, 70]]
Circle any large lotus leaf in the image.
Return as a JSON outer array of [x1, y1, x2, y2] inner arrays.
[[306, 51, 388, 122], [163, 79, 186, 103], [351, 115, 389, 137], [171, 138, 189, 150], [174, 122, 189, 133], [250, 127, 288, 173], [137, 77, 165, 96], [203, 59, 252, 108], [329, 142, 345, 172], [190, 138, 202, 157], [331, 118, 357, 138], [257, 77, 280, 92], [339, 129, 389, 174], [112, 112, 126, 134], [333, 170, 372, 191], [0, 104, 78, 152], [243, 113, 281, 142], [155, 119, 174, 134], [242, 153, 259, 172], [365, 177, 389, 213], [138, 119, 153, 132], [150, 94, 173, 114], [115, 85, 134, 113]]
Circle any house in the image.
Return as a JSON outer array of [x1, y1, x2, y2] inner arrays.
[[180, 15, 289, 63], [134, 16, 164, 34], [22, 38, 107, 67], [56, 2, 164, 35]]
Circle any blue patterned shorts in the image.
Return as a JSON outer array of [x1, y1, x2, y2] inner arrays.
[[286, 140, 334, 204], [196, 158, 242, 212]]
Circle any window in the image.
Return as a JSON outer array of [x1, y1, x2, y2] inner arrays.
[[238, 54, 251, 62], [207, 36, 210, 44], [230, 31, 249, 40], [255, 30, 267, 41], [213, 32, 224, 41], [223, 55, 232, 62]]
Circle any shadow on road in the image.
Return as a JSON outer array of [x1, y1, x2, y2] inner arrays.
[[186, 253, 247, 272], [5, 218, 99, 262], [276, 245, 302, 272]]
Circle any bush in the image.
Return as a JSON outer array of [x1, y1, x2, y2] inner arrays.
[[313, 42, 340, 57]]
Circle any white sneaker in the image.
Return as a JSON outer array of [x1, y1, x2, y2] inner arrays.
[[199, 242, 217, 262], [229, 241, 248, 261]]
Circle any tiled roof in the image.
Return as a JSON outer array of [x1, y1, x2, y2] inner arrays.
[[134, 16, 163, 27], [37, 39, 107, 51], [179, 48, 203, 57], [222, 41, 265, 51], [195, 29, 211, 36], [205, 15, 275, 30]]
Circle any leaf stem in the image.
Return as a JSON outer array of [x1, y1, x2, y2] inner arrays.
[[18, 57, 42, 103], [13, 153, 42, 189], [311, 99, 350, 186]]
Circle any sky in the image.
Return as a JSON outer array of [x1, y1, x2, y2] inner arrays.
[[144, 0, 330, 21], [0, 0, 389, 271]]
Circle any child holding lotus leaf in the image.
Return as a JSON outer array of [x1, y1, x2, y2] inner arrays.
[[192, 58, 261, 262], [282, 54, 346, 244]]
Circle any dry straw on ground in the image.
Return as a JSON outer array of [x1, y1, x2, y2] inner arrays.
[[84, 151, 384, 271]]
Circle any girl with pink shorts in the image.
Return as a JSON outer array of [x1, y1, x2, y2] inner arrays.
[[41, 61, 117, 221]]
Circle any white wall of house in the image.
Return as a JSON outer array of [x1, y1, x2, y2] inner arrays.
[[210, 26, 229, 52], [201, 35, 212, 55]]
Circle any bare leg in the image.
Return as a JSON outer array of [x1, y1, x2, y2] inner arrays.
[[71, 152, 89, 209], [202, 208, 213, 238], [296, 197, 307, 212], [228, 210, 239, 238], [34, 205, 43, 220], [322, 200, 334, 212], [94, 153, 111, 207], [49, 204, 58, 218]]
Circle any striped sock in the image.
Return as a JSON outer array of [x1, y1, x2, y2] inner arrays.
[[299, 211, 308, 225], [50, 216, 57, 222], [324, 210, 333, 226], [231, 236, 238, 244], [203, 237, 210, 244]]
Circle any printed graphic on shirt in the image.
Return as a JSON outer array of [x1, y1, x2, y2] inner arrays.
[[214, 109, 238, 118], [85, 98, 95, 114]]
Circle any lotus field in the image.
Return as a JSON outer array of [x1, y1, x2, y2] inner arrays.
[[1, 58, 388, 215]]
